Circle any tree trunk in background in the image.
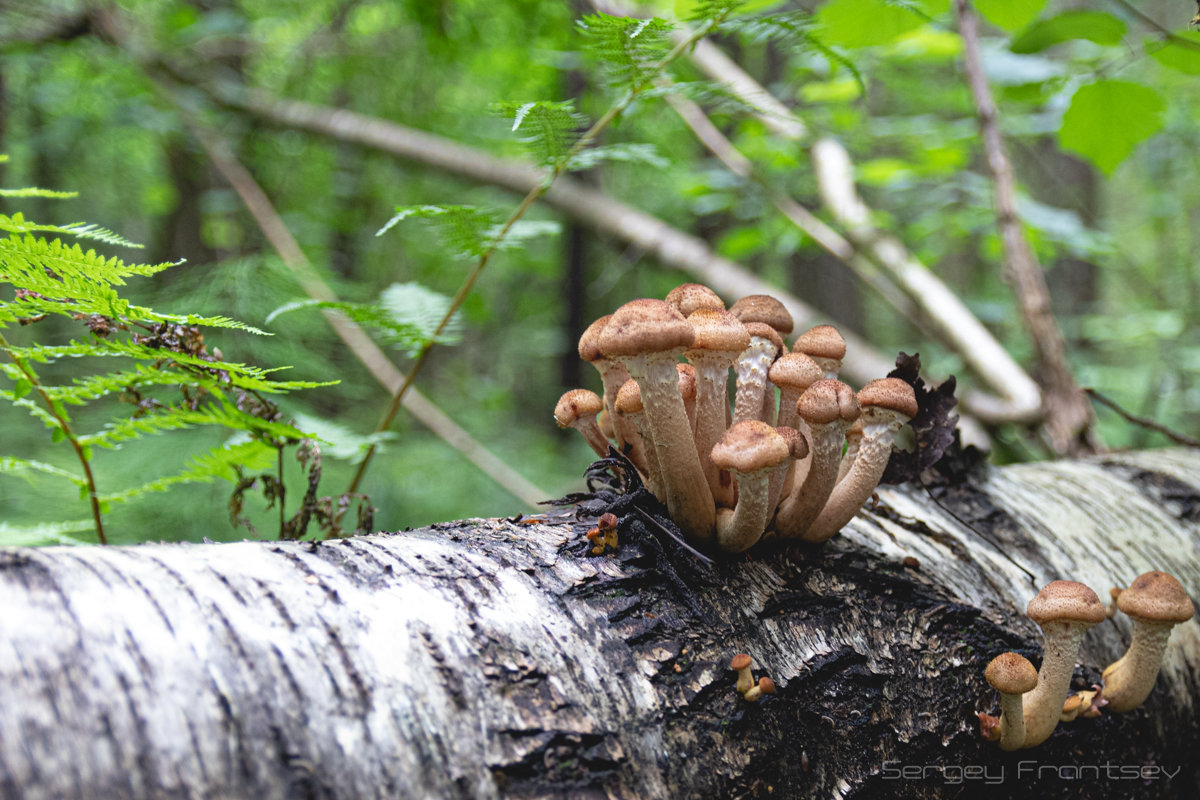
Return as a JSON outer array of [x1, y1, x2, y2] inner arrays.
[[155, 140, 219, 267], [789, 248, 865, 334], [1, 449, 1198, 800]]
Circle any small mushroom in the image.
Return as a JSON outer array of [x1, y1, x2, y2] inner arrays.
[[743, 676, 776, 702], [1100, 570, 1195, 713], [792, 324, 846, 379], [710, 421, 791, 553], [802, 378, 917, 543], [1060, 694, 1083, 722], [599, 300, 715, 543], [730, 296, 793, 424], [1022, 580, 1107, 747], [768, 352, 824, 431], [985, 652, 1038, 751], [598, 512, 619, 551], [666, 282, 725, 316], [554, 389, 610, 458], [730, 653, 754, 695]]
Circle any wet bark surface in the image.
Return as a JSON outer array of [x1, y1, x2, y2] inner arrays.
[[0, 450, 1197, 799]]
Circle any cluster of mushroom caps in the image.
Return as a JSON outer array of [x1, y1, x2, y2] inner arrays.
[[980, 571, 1195, 750], [555, 284, 917, 555]]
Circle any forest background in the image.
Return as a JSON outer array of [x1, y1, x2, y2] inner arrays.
[[1, 0, 1198, 546]]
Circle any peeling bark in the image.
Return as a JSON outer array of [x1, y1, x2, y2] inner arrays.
[[1, 450, 1198, 799]]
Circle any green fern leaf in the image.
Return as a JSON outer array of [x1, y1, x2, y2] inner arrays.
[[98, 440, 279, 504], [578, 14, 675, 88], [376, 205, 497, 259], [267, 282, 461, 355], [0, 456, 86, 486], [494, 100, 588, 166], [687, 0, 747, 21], [565, 142, 670, 171], [0, 520, 95, 547], [0, 212, 143, 248]]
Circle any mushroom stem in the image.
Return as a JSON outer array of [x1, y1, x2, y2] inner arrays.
[[801, 378, 917, 543], [733, 324, 782, 424], [624, 352, 716, 543], [1021, 581, 1106, 748], [985, 652, 1038, 751], [615, 379, 663, 499], [1100, 571, 1194, 713]]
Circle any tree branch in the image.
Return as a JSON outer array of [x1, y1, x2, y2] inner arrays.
[[955, 0, 1099, 455], [179, 109, 550, 510]]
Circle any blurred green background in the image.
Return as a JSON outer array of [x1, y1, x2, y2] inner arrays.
[[1, 0, 1198, 545]]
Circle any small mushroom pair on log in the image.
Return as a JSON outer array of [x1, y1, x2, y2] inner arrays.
[[555, 284, 917, 556], [981, 571, 1195, 750]]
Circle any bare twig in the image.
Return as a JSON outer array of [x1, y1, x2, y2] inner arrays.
[[955, 0, 1098, 456], [181, 114, 550, 509], [1108, 0, 1200, 49], [1085, 389, 1200, 448], [591, 0, 1044, 427]]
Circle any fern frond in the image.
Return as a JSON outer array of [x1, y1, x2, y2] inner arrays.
[[98, 440, 279, 505], [375, 205, 497, 259], [0, 212, 143, 248], [0, 390, 62, 432], [489, 220, 563, 248], [78, 398, 312, 450], [578, 14, 674, 88], [565, 142, 669, 171], [291, 413, 398, 463], [267, 281, 461, 355], [730, 11, 864, 94], [0, 456, 86, 486], [494, 100, 588, 166], [687, 0, 746, 22], [0, 520, 95, 547]]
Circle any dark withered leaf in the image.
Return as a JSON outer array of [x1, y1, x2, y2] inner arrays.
[[880, 352, 959, 485]]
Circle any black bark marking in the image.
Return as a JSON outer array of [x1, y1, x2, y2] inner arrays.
[[276, 549, 343, 605], [253, 578, 298, 632]]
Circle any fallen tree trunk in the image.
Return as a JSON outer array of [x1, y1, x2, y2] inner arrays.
[[1, 449, 1197, 799]]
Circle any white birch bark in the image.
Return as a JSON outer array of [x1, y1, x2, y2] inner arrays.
[[0, 449, 1197, 798]]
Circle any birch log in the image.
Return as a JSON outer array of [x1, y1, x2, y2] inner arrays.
[[1, 449, 1198, 799]]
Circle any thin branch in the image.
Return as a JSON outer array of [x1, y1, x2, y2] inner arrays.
[[1085, 389, 1200, 448], [591, 0, 1044, 427], [347, 12, 734, 491], [178, 112, 550, 509], [955, 0, 1098, 456], [1108, 0, 1200, 50], [0, 333, 107, 544]]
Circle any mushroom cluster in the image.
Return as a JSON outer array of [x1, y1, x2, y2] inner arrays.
[[980, 571, 1194, 749], [558, 284, 917, 555]]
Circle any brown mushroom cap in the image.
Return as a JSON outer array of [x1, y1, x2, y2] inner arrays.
[[730, 294, 794, 335], [710, 420, 791, 475], [857, 377, 919, 420], [758, 676, 776, 695], [792, 324, 846, 360], [687, 308, 750, 353], [578, 315, 612, 363], [775, 426, 810, 461], [614, 379, 644, 416], [666, 283, 725, 316], [1027, 581, 1107, 626], [986, 652, 1039, 695], [676, 363, 697, 402], [1116, 571, 1195, 624], [730, 653, 752, 671], [769, 352, 824, 393], [554, 389, 604, 428], [598, 299, 694, 357], [797, 379, 860, 426]]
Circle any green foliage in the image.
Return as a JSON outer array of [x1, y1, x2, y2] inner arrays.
[[578, 14, 675, 88], [267, 282, 462, 356], [1009, 11, 1127, 54], [0, 177, 349, 543], [494, 100, 587, 167], [376, 205, 497, 258], [1058, 82, 1166, 175], [1147, 33, 1200, 75], [973, 0, 1047, 32], [817, 0, 946, 48]]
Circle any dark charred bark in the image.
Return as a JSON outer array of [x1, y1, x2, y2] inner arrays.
[[0, 449, 1197, 799]]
